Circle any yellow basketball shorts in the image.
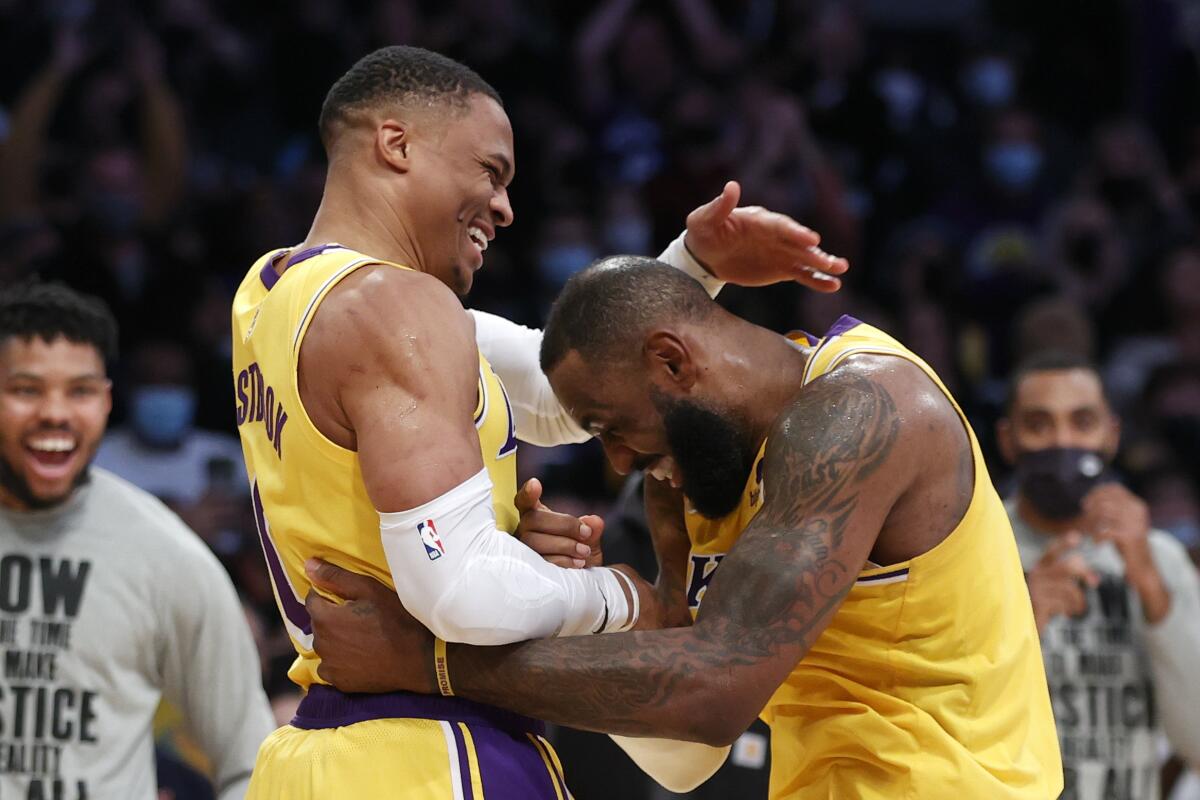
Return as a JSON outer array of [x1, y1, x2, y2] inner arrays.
[[246, 685, 571, 799]]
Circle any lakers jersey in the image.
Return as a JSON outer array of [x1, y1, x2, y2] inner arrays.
[[684, 317, 1062, 799], [231, 244, 519, 690]]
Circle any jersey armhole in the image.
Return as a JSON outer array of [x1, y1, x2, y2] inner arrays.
[[288, 257, 379, 459]]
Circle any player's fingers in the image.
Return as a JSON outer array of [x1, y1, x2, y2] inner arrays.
[[514, 478, 544, 514], [579, 514, 605, 545], [521, 530, 593, 561], [543, 555, 588, 569], [305, 587, 335, 622], [519, 508, 587, 539], [793, 268, 843, 293], [761, 214, 821, 250], [687, 180, 741, 228], [796, 244, 849, 274], [305, 558, 372, 601]]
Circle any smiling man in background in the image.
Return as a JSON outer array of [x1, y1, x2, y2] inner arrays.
[[0, 279, 272, 799]]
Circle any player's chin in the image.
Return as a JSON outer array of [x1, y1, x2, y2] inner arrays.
[[451, 264, 476, 297]]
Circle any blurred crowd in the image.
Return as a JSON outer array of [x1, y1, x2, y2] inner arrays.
[[2, 0, 1199, 791]]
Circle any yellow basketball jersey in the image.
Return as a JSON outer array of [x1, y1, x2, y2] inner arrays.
[[684, 317, 1062, 799], [231, 244, 519, 690]]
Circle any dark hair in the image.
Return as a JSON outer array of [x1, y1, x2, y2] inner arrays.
[[0, 280, 118, 363], [1005, 350, 1106, 413], [319, 46, 502, 150], [540, 255, 716, 373]]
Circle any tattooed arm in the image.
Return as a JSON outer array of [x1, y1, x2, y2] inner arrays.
[[440, 368, 908, 744], [309, 363, 937, 744]]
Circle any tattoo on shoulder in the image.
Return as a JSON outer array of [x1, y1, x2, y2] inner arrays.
[[694, 371, 902, 658]]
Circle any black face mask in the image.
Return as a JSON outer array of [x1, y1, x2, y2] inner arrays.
[[1014, 447, 1112, 520]]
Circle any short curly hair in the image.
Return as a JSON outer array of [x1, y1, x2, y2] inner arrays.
[[0, 280, 118, 363], [540, 256, 716, 373], [318, 46, 502, 151]]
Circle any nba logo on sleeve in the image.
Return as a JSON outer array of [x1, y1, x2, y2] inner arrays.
[[417, 519, 445, 561]]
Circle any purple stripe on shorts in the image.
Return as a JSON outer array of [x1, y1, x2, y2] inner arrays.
[[530, 735, 570, 798], [251, 483, 311, 635], [470, 724, 565, 800], [451, 723, 476, 800], [292, 684, 545, 737]]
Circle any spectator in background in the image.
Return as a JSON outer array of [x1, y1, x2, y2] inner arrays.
[[0, 280, 272, 799], [94, 339, 248, 556], [998, 351, 1200, 799]]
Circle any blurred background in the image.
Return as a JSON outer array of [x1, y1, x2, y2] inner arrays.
[[1, 0, 1198, 796]]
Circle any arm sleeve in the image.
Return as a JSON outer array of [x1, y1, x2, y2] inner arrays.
[[157, 524, 275, 800], [468, 309, 590, 447], [468, 229, 722, 448], [381, 468, 635, 645], [1139, 532, 1200, 767], [609, 734, 730, 792]]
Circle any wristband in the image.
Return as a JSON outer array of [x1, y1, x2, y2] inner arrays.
[[434, 637, 454, 696]]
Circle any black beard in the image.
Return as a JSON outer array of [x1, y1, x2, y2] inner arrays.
[[0, 447, 91, 511], [655, 391, 758, 519]]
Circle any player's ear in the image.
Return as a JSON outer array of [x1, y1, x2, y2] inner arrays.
[[377, 119, 411, 173], [644, 330, 696, 391]]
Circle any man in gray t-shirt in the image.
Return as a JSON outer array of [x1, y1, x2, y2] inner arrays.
[[0, 281, 273, 799], [998, 351, 1200, 800]]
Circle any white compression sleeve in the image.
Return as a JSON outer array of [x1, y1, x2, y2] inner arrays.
[[609, 735, 730, 792], [468, 232, 720, 447], [468, 310, 590, 447], [657, 230, 726, 298], [379, 468, 635, 645]]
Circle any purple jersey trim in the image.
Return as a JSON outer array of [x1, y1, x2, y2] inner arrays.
[[251, 484, 312, 635], [259, 243, 347, 290], [856, 567, 910, 583], [824, 314, 863, 339], [291, 684, 546, 736], [791, 314, 863, 348]]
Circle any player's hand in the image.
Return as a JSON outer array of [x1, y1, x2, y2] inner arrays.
[[515, 478, 604, 569], [684, 181, 849, 291], [1026, 533, 1099, 635], [305, 559, 434, 694]]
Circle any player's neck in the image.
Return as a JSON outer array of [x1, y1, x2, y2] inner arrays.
[[300, 180, 422, 270], [738, 327, 813, 448]]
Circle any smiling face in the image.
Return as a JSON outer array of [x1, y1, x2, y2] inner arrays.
[[0, 336, 112, 510], [548, 349, 757, 519], [404, 93, 515, 295]]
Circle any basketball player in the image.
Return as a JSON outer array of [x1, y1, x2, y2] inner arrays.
[[233, 47, 847, 798], [304, 257, 1065, 798]]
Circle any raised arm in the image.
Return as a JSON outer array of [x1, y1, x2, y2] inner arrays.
[[472, 184, 848, 448], [310, 266, 639, 644], [309, 365, 916, 744]]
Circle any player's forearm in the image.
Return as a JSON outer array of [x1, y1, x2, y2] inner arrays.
[[446, 624, 773, 746]]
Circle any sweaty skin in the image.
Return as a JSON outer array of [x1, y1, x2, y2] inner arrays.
[[306, 354, 973, 745]]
